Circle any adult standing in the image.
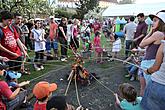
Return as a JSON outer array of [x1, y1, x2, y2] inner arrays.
[[123, 16, 137, 58], [0, 10, 27, 72], [48, 16, 58, 59], [133, 13, 148, 48], [141, 11, 165, 110], [58, 18, 68, 62], [139, 11, 165, 96]]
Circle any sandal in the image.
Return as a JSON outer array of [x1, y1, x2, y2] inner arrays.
[[21, 68, 31, 75]]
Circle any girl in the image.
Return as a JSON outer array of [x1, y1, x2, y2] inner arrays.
[[70, 19, 80, 53], [93, 31, 103, 63], [30, 20, 46, 71], [110, 33, 121, 61], [114, 83, 142, 110], [139, 10, 165, 96]]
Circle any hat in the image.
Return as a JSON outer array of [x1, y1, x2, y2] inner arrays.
[[33, 81, 57, 99], [0, 63, 8, 70], [149, 11, 165, 23], [46, 96, 67, 110], [49, 16, 54, 19], [6, 71, 22, 79]]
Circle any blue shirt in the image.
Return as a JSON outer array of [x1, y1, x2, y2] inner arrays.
[[120, 97, 142, 110]]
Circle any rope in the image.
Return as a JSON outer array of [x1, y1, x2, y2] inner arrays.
[[64, 74, 73, 96], [74, 74, 81, 106], [89, 72, 123, 99]]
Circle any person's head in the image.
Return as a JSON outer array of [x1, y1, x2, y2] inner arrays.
[[137, 13, 145, 22], [73, 19, 79, 25], [68, 19, 72, 25], [129, 16, 135, 22], [46, 96, 68, 110], [60, 17, 67, 25], [119, 83, 137, 102], [34, 20, 41, 29], [14, 13, 22, 24], [49, 16, 54, 23], [149, 10, 165, 32], [0, 10, 13, 26], [33, 81, 57, 102]]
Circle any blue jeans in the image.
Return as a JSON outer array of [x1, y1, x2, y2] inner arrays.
[[141, 80, 165, 110], [128, 65, 138, 75], [46, 38, 58, 53]]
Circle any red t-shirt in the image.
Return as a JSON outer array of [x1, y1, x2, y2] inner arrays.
[[0, 26, 22, 59], [0, 81, 13, 110], [49, 22, 58, 40], [34, 101, 47, 110]]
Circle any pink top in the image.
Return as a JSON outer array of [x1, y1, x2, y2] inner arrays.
[[49, 22, 58, 40], [94, 36, 101, 47], [72, 25, 78, 38]]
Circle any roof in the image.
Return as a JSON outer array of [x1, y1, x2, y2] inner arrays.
[[102, 2, 165, 17], [100, 0, 118, 3]]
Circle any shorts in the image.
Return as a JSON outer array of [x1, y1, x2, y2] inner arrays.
[[46, 38, 58, 51]]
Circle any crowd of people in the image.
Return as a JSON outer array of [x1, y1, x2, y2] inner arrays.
[[0, 9, 165, 110]]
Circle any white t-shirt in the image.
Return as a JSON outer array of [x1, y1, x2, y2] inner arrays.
[[31, 28, 46, 52]]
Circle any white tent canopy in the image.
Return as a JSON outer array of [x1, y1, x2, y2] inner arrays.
[[102, 2, 165, 17]]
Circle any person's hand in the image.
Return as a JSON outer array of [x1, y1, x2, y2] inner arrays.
[[123, 60, 126, 64], [11, 52, 19, 57], [76, 105, 84, 110], [2, 57, 9, 62], [23, 51, 27, 58], [114, 93, 118, 98], [133, 38, 138, 42], [22, 44, 27, 51]]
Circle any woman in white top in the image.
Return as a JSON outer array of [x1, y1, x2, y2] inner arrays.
[[30, 20, 46, 71]]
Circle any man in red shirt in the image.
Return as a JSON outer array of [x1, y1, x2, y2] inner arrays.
[[0, 10, 27, 71], [47, 16, 58, 59]]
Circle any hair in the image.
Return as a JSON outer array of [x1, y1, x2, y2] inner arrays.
[[60, 17, 66, 26], [137, 13, 144, 18], [95, 31, 101, 37], [14, 13, 21, 18], [68, 20, 72, 24], [34, 20, 40, 29], [0, 10, 13, 22], [119, 83, 137, 102], [155, 19, 165, 32], [129, 16, 135, 21]]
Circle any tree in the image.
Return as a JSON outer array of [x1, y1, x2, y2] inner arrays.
[[75, 0, 99, 19], [118, 0, 135, 4]]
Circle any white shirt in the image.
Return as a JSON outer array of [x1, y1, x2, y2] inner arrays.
[[31, 28, 46, 52]]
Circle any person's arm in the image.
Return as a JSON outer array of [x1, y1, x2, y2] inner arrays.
[[9, 87, 21, 100], [0, 44, 18, 57], [145, 43, 164, 74], [16, 38, 27, 57], [0, 56, 9, 62], [114, 93, 120, 106]]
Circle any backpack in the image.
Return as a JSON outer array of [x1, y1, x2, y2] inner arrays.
[[0, 25, 14, 40]]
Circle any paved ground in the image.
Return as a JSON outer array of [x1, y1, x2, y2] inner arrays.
[[26, 59, 140, 110]]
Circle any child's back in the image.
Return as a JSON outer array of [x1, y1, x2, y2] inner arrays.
[[120, 97, 142, 110]]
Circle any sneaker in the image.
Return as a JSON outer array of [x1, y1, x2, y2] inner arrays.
[[61, 58, 67, 62], [125, 74, 130, 78], [34, 64, 41, 71], [40, 65, 44, 70], [130, 76, 135, 81]]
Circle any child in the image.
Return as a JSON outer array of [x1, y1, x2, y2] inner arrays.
[[33, 81, 57, 110], [30, 20, 46, 71], [3, 71, 30, 90], [110, 33, 121, 61], [114, 83, 142, 110], [93, 31, 103, 63], [123, 48, 145, 81]]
